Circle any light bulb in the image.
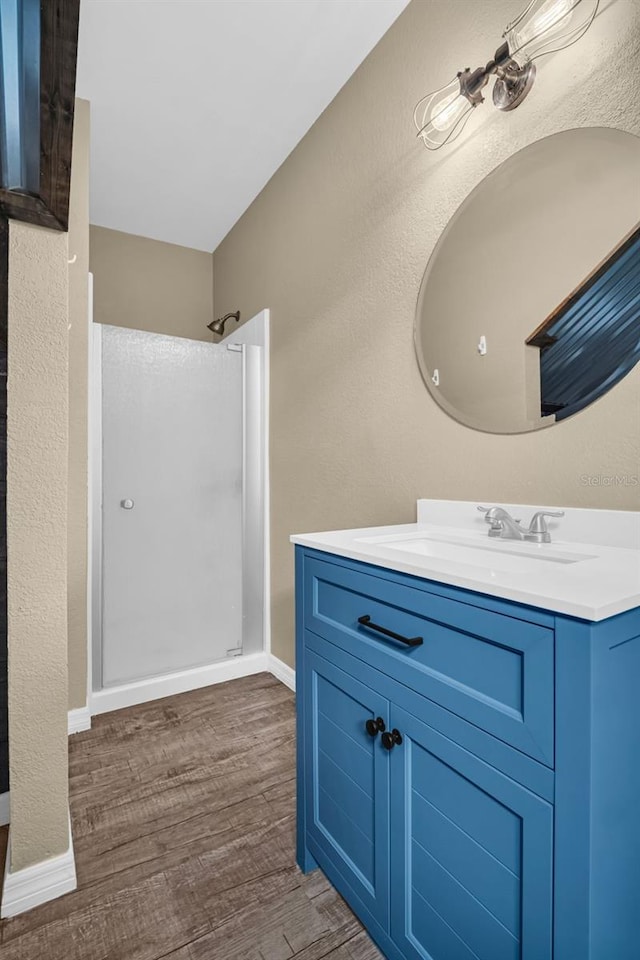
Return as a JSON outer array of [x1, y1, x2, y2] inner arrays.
[[430, 89, 470, 132], [505, 0, 599, 65], [414, 76, 475, 150], [520, 0, 574, 42]]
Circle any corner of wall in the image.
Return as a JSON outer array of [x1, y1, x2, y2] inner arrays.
[[67, 97, 91, 712], [7, 219, 71, 874]]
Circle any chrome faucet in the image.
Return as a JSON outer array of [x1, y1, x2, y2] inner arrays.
[[478, 506, 565, 543], [478, 506, 525, 540]]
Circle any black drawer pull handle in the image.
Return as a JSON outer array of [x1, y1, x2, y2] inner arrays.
[[358, 614, 423, 647]]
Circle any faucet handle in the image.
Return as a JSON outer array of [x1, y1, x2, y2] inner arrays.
[[526, 510, 565, 543], [478, 506, 503, 518], [477, 505, 521, 522]]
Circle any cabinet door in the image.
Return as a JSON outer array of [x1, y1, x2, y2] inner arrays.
[[303, 646, 390, 926], [389, 705, 553, 960]]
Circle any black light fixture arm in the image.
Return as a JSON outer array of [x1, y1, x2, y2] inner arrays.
[[459, 41, 536, 113], [457, 66, 491, 107], [457, 49, 509, 106]]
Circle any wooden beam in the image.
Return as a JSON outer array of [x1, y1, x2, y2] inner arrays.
[[38, 0, 81, 230], [0, 192, 68, 232], [0, 0, 80, 232]]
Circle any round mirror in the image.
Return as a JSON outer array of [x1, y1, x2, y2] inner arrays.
[[415, 128, 640, 434]]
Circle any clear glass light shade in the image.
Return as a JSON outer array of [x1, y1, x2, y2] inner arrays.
[[505, 0, 599, 66], [413, 76, 475, 151]]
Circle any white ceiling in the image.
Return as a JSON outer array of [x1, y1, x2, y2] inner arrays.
[[76, 0, 409, 252]]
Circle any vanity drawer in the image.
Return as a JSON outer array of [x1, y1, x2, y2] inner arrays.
[[303, 554, 554, 767]]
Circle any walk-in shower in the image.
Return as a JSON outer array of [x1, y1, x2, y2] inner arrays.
[[90, 311, 269, 713]]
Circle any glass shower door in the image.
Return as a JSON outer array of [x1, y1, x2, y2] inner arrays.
[[100, 326, 243, 687]]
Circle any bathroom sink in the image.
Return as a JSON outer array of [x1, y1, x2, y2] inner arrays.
[[355, 530, 598, 575], [291, 501, 640, 620]]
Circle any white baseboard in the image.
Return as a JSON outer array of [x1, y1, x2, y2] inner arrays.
[[75, 651, 292, 725], [90, 651, 270, 715], [68, 706, 92, 735], [1, 813, 76, 918], [0, 792, 9, 827], [269, 654, 296, 692]]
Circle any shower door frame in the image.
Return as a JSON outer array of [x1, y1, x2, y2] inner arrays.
[[88, 309, 271, 714]]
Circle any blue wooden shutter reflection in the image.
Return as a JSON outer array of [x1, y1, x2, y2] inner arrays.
[[539, 227, 640, 420], [0, 0, 41, 193]]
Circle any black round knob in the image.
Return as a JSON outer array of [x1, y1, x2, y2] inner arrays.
[[381, 729, 403, 750], [365, 717, 386, 737]]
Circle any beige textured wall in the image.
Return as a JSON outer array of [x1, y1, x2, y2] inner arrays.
[[68, 99, 90, 710], [7, 221, 70, 871], [90, 226, 213, 341], [213, 0, 640, 668]]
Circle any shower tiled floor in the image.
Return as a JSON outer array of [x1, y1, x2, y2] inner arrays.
[[0, 673, 382, 960]]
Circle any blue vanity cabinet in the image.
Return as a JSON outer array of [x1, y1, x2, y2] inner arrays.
[[296, 545, 640, 960], [302, 646, 391, 927], [302, 553, 555, 767], [388, 704, 553, 960]]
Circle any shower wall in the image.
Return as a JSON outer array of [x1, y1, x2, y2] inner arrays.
[[97, 326, 244, 689]]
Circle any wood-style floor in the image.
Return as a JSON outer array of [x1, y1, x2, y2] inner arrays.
[[0, 673, 383, 960]]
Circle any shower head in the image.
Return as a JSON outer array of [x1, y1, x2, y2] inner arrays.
[[208, 311, 240, 337]]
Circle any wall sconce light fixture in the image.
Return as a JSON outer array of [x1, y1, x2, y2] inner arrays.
[[414, 0, 599, 150]]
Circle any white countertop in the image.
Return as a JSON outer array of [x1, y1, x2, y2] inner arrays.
[[290, 501, 640, 621]]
